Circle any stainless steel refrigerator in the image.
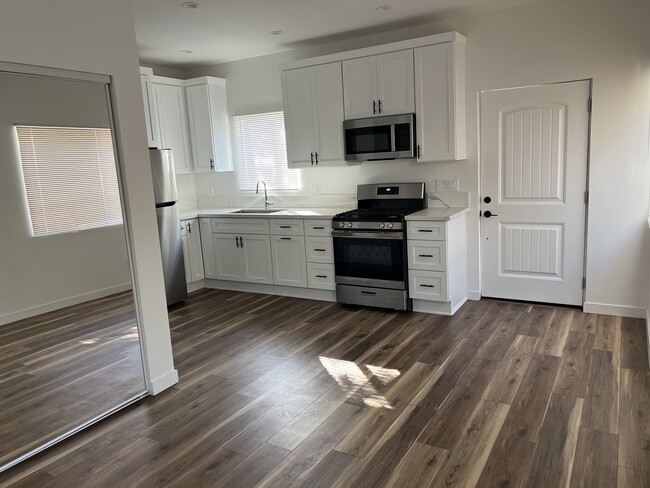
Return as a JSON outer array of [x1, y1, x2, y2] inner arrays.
[[150, 149, 187, 305]]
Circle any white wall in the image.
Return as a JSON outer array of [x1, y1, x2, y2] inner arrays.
[[185, 0, 650, 315], [0, 0, 177, 394]]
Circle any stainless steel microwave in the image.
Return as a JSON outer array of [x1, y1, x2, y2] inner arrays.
[[343, 113, 416, 162]]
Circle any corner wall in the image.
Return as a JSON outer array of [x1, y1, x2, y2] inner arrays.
[[0, 0, 177, 394], [186, 0, 650, 316]]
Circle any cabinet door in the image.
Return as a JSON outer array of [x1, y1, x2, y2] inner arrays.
[[376, 50, 415, 116], [414, 43, 460, 162], [271, 236, 308, 288], [186, 84, 215, 173], [214, 234, 244, 281], [181, 222, 192, 284], [281, 68, 315, 168], [310, 63, 345, 166], [342, 56, 378, 119], [153, 83, 194, 173], [240, 234, 274, 284], [199, 218, 217, 279], [140, 74, 160, 148], [187, 219, 205, 281]]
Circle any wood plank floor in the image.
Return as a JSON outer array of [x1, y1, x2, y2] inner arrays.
[[1, 288, 648, 487], [0, 292, 146, 469]]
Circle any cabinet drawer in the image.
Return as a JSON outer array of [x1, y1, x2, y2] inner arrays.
[[407, 221, 446, 241], [407, 240, 447, 271], [409, 270, 449, 302], [307, 263, 335, 291], [304, 219, 333, 237], [305, 237, 333, 264], [211, 218, 269, 235], [270, 219, 304, 236]]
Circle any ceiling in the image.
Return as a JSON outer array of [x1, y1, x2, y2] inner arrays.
[[132, 0, 540, 69]]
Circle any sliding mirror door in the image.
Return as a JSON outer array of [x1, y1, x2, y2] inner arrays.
[[0, 67, 147, 471]]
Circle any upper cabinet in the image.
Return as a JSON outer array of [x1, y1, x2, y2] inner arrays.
[[185, 77, 233, 173], [280, 32, 466, 165], [141, 71, 233, 174], [282, 62, 345, 168], [152, 78, 194, 174], [414, 42, 466, 162], [342, 50, 415, 119]]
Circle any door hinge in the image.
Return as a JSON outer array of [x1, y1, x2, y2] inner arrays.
[[584, 191, 589, 204], [587, 97, 592, 112], [582, 277, 586, 289]]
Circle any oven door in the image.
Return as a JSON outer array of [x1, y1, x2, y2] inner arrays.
[[332, 230, 406, 289]]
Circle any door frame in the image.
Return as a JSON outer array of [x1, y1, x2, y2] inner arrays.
[[477, 78, 593, 306]]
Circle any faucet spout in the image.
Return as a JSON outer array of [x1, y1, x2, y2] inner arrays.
[[256, 180, 272, 210]]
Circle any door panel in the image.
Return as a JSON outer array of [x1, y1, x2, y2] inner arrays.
[[311, 62, 345, 165], [481, 81, 589, 305], [214, 234, 242, 281], [241, 234, 274, 284], [271, 236, 308, 287], [282, 68, 314, 168], [376, 50, 415, 116], [342, 56, 377, 119]]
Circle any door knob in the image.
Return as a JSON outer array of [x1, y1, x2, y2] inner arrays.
[[483, 196, 491, 203], [483, 210, 498, 218]]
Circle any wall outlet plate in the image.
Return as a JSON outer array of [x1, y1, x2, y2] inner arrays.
[[207, 187, 215, 197], [436, 178, 459, 191], [311, 184, 321, 195]]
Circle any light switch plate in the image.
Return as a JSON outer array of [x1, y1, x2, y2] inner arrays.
[[311, 184, 321, 195], [207, 186, 215, 196], [436, 179, 459, 191]]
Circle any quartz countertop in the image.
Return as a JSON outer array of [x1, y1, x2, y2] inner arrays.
[[405, 207, 469, 221], [180, 207, 348, 221]]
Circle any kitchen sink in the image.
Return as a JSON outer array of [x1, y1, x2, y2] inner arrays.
[[230, 208, 285, 214]]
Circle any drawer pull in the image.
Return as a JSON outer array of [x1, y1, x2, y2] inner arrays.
[[361, 291, 376, 296], [314, 248, 327, 252], [418, 229, 433, 233], [280, 225, 291, 229], [315, 274, 328, 278], [419, 254, 434, 258], [313, 226, 325, 230], [281, 237, 291, 240], [419, 284, 435, 288]]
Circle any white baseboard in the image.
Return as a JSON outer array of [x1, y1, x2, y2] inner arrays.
[[187, 280, 206, 293], [0, 282, 132, 326], [467, 290, 481, 301], [147, 369, 179, 395], [646, 308, 650, 372], [204, 279, 337, 302], [582, 301, 646, 318]]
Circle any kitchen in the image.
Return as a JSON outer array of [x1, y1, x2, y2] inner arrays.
[[0, 0, 649, 486]]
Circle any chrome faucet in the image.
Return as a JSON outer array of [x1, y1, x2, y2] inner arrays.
[[256, 180, 273, 209]]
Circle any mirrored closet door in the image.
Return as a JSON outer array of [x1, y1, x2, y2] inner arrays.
[[0, 65, 147, 471]]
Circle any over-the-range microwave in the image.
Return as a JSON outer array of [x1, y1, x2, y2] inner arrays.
[[343, 113, 416, 162]]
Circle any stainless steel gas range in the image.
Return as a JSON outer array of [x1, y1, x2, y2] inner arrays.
[[332, 183, 426, 311]]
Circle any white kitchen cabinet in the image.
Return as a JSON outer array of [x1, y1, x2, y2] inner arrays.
[[307, 263, 335, 290], [139, 67, 160, 148], [342, 50, 414, 119], [199, 218, 217, 279], [181, 218, 205, 283], [305, 237, 333, 264], [414, 42, 466, 162], [407, 214, 467, 315], [271, 235, 308, 288], [152, 78, 194, 173], [214, 234, 244, 281], [185, 77, 233, 173], [282, 62, 345, 168]]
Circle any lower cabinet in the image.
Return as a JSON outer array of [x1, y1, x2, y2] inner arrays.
[[213, 233, 274, 284], [271, 235, 308, 287], [181, 218, 204, 284]]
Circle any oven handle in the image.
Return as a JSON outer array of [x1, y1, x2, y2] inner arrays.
[[331, 230, 404, 240]]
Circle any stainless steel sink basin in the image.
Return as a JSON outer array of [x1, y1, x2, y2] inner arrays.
[[230, 208, 284, 214]]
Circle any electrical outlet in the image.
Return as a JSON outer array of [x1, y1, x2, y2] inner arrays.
[[436, 178, 459, 191], [311, 184, 321, 195], [207, 187, 214, 197]]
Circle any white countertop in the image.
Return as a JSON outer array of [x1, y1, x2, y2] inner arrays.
[[405, 207, 469, 221], [180, 207, 348, 220]]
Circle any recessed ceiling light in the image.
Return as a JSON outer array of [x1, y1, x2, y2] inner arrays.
[[376, 5, 393, 11], [269, 30, 284, 36], [181, 2, 200, 9], [180, 49, 193, 54]]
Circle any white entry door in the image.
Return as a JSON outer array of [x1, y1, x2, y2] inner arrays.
[[480, 81, 590, 306]]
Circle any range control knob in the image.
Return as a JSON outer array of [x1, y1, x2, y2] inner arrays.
[[346, 222, 353, 228], [388, 223, 394, 229], [379, 223, 386, 229]]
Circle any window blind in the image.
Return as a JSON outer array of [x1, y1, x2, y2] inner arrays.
[[232, 111, 300, 191], [15, 125, 123, 237]]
